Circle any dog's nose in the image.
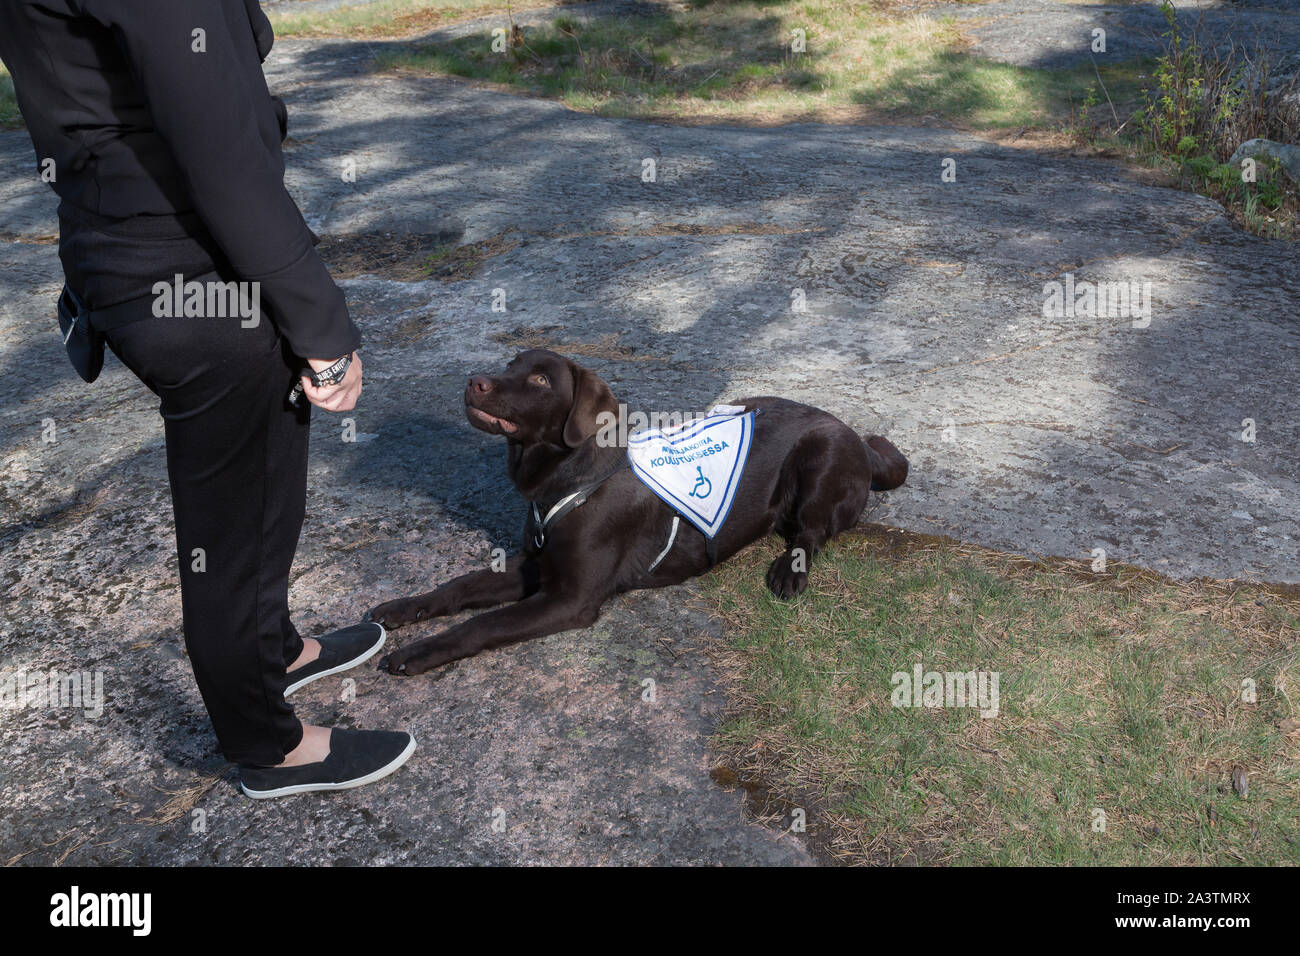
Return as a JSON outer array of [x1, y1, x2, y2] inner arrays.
[[468, 376, 493, 394]]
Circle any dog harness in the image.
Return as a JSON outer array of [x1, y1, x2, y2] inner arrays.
[[525, 406, 757, 573], [525, 468, 626, 551]]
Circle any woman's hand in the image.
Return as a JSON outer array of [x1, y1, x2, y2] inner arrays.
[[302, 353, 363, 412]]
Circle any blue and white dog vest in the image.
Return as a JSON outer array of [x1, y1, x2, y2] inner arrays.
[[627, 406, 755, 566]]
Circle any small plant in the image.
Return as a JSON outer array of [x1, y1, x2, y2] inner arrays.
[[1137, 2, 1203, 153], [1136, 0, 1300, 157], [1063, 83, 1101, 138], [1130, 0, 1298, 237]]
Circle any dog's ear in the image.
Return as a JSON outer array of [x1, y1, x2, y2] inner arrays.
[[563, 364, 618, 448]]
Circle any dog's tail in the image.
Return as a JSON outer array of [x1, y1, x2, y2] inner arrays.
[[862, 435, 909, 491]]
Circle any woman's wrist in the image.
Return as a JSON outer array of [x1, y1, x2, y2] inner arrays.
[[305, 353, 353, 387]]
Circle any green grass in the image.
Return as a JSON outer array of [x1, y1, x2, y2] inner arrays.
[[0, 63, 20, 129], [856, 51, 1152, 129], [266, 0, 562, 37], [1174, 151, 1295, 239], [369, 2, 1152, 129], [702, 526, 1300, 865]]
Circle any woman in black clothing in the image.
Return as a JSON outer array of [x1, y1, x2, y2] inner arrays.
[[0, 0, 415, 797]]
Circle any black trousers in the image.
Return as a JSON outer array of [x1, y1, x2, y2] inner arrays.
[[105, 281, 308, 766]]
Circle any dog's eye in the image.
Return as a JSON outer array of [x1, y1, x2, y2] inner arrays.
[[530, 374, 549, 387]]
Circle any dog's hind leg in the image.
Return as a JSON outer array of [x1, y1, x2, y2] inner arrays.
[[366, 554, 541, 628], [765, 428, 873, 599]]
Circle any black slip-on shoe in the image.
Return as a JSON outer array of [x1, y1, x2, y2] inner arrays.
[[239, 729, 416, 799], [284, 621, 386, 697]]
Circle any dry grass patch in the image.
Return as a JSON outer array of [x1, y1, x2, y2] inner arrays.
[[317, 230, 518, 280]]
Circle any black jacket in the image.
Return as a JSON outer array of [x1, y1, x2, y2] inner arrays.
[[0, 0, 360, 359]]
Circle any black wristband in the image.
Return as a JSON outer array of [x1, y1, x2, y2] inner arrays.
[[287, 352, 353, 408], [308, 352, 353, 388]]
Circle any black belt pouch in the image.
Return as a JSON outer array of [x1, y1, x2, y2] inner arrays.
[[57, 284, 106, 383]]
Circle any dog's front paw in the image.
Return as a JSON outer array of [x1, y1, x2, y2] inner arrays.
[[366, 597, 428, 629], [378, 634, 459, 676], [378, 644, 432, 676], [766, 552, 809, 600]]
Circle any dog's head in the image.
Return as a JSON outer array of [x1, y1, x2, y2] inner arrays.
[[464, 349, 619, 448]]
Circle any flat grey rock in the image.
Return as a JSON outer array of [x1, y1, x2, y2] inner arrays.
[[1230, 137, 1300, 181], [919, 0, 1300, 68]]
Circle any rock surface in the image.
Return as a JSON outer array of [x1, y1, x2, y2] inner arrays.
[[920, 0, 1300, 68], [1230, 137, 1300, 182]]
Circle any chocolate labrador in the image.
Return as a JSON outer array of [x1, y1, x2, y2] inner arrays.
[[369, 349, 908, 675]]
